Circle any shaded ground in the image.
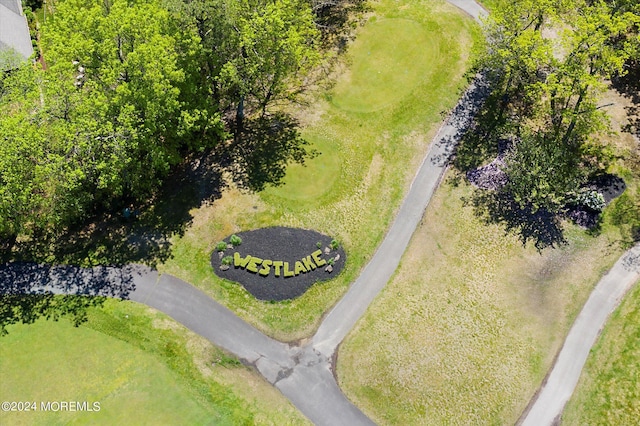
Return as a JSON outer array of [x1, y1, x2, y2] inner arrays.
[[1, 151, 224, 268], [212, 227, 345, 301]]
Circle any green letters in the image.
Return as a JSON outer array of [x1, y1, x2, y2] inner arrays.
[[301, 255, 316, 271], [230, 250, 333, 278], [294, 261, 307, 275], [259, 259, 273, 276], [246, 257, 263, 273], [272, 261, 283, 277], [283, 262, 295, 278], [311, 250, 326, 267], [234, 252, 252, 268]]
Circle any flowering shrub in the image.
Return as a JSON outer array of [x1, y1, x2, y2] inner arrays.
[[577, 190, 605, 211]]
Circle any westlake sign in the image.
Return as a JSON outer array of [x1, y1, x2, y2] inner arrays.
[[211, 227, 345, 301], [232, 250, 327, 277]]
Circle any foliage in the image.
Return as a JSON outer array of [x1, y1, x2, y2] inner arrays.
[[330, 239, 340, 250], [166, 0, 322, 143], [473, 0, 640, 214], [0, 0, 224, 245], [42, 0, 222, 201], [216, 241, 228, 252], [606, 191, 640, 246], [229, 234, 242, 247], [221, 255, 234, 266], [2, 0, 325, 253], [576, 189, 606, 212]]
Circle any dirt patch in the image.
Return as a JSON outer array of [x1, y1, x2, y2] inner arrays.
[[211, 227, 346, 301]]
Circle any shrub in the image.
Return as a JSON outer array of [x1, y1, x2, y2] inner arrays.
[[316, 241, 322, 249], [215, 241, 227, 252], [577, 190, 606, 211], [330, 239, 340, 250], [221, 256, 233, 266], [328, 257, 335, 266], [230, 234, 242, 247]]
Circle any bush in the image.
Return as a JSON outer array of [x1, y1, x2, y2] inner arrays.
[[230, 234, 242, 247], [577, 190, 606, 211], [216, 241, 227, 252], [330, 239, 340, 250], [316, 241, 322, 249], [221, 256, 233, 266]]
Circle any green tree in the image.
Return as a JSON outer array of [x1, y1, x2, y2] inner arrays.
[[478, 0, 639, 213], [0, 0, 224, 245], [167, 0, 321, 142], [41, 0, 222, 203]]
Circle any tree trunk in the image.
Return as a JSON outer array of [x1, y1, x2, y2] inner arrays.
[[235, 96, 244, 144]]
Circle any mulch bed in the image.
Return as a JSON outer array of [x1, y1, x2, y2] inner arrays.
[[211, 227, 345, 301], [563, 174, 627, 228]]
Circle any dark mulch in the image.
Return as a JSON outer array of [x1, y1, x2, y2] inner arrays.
[[211, 227, 345, 301], [563, 205, 600, 229], [466, 139, 511, 190], [586, 174, 626, 205]]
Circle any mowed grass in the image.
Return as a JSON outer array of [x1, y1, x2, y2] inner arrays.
[[337, 174, 627, 425], [561, 281, 640, 425], [261, 134, 342, 209], [330, 18, 439, 112], [161, 0, 483, 340], [0, 300, 309, 426]]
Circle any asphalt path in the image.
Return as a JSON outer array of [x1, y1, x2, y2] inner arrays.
[[519, 244, 640, 426], [0, 1, 488, 425], [447, 0, 488, 21], [312, 75, 490, 358]]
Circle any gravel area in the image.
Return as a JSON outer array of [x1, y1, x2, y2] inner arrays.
[[211, 227, 345, 301]]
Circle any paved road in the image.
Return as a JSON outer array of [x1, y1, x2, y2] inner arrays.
[[312, 75, 489, 358], [447, 0, 488, 22], [520, 244, 640, 426]]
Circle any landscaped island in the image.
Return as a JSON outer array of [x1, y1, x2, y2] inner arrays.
[[211, 227, 345, 301]]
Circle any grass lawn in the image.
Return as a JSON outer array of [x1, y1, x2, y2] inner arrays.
[[161, 0, 483, 341], [561, 280, 640, 425], [336, 172, 629, 425], [0, 300, 309, 426]]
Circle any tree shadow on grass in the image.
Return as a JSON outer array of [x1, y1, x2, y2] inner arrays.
[[1, 112, 317, 334], [0, 262, 148, 335], [312, 0, 371, 52], [4, 151, 225, 268], [463, 186, 567, 252], [611, 59, 640, 142], [217, 112, 318, 193]]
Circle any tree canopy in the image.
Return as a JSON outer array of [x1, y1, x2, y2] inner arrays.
[[474, 0, 639, 214], [0, 0, 329, 249]]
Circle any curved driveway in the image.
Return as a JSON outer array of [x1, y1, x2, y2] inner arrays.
[[520, 244, 640, 426]]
